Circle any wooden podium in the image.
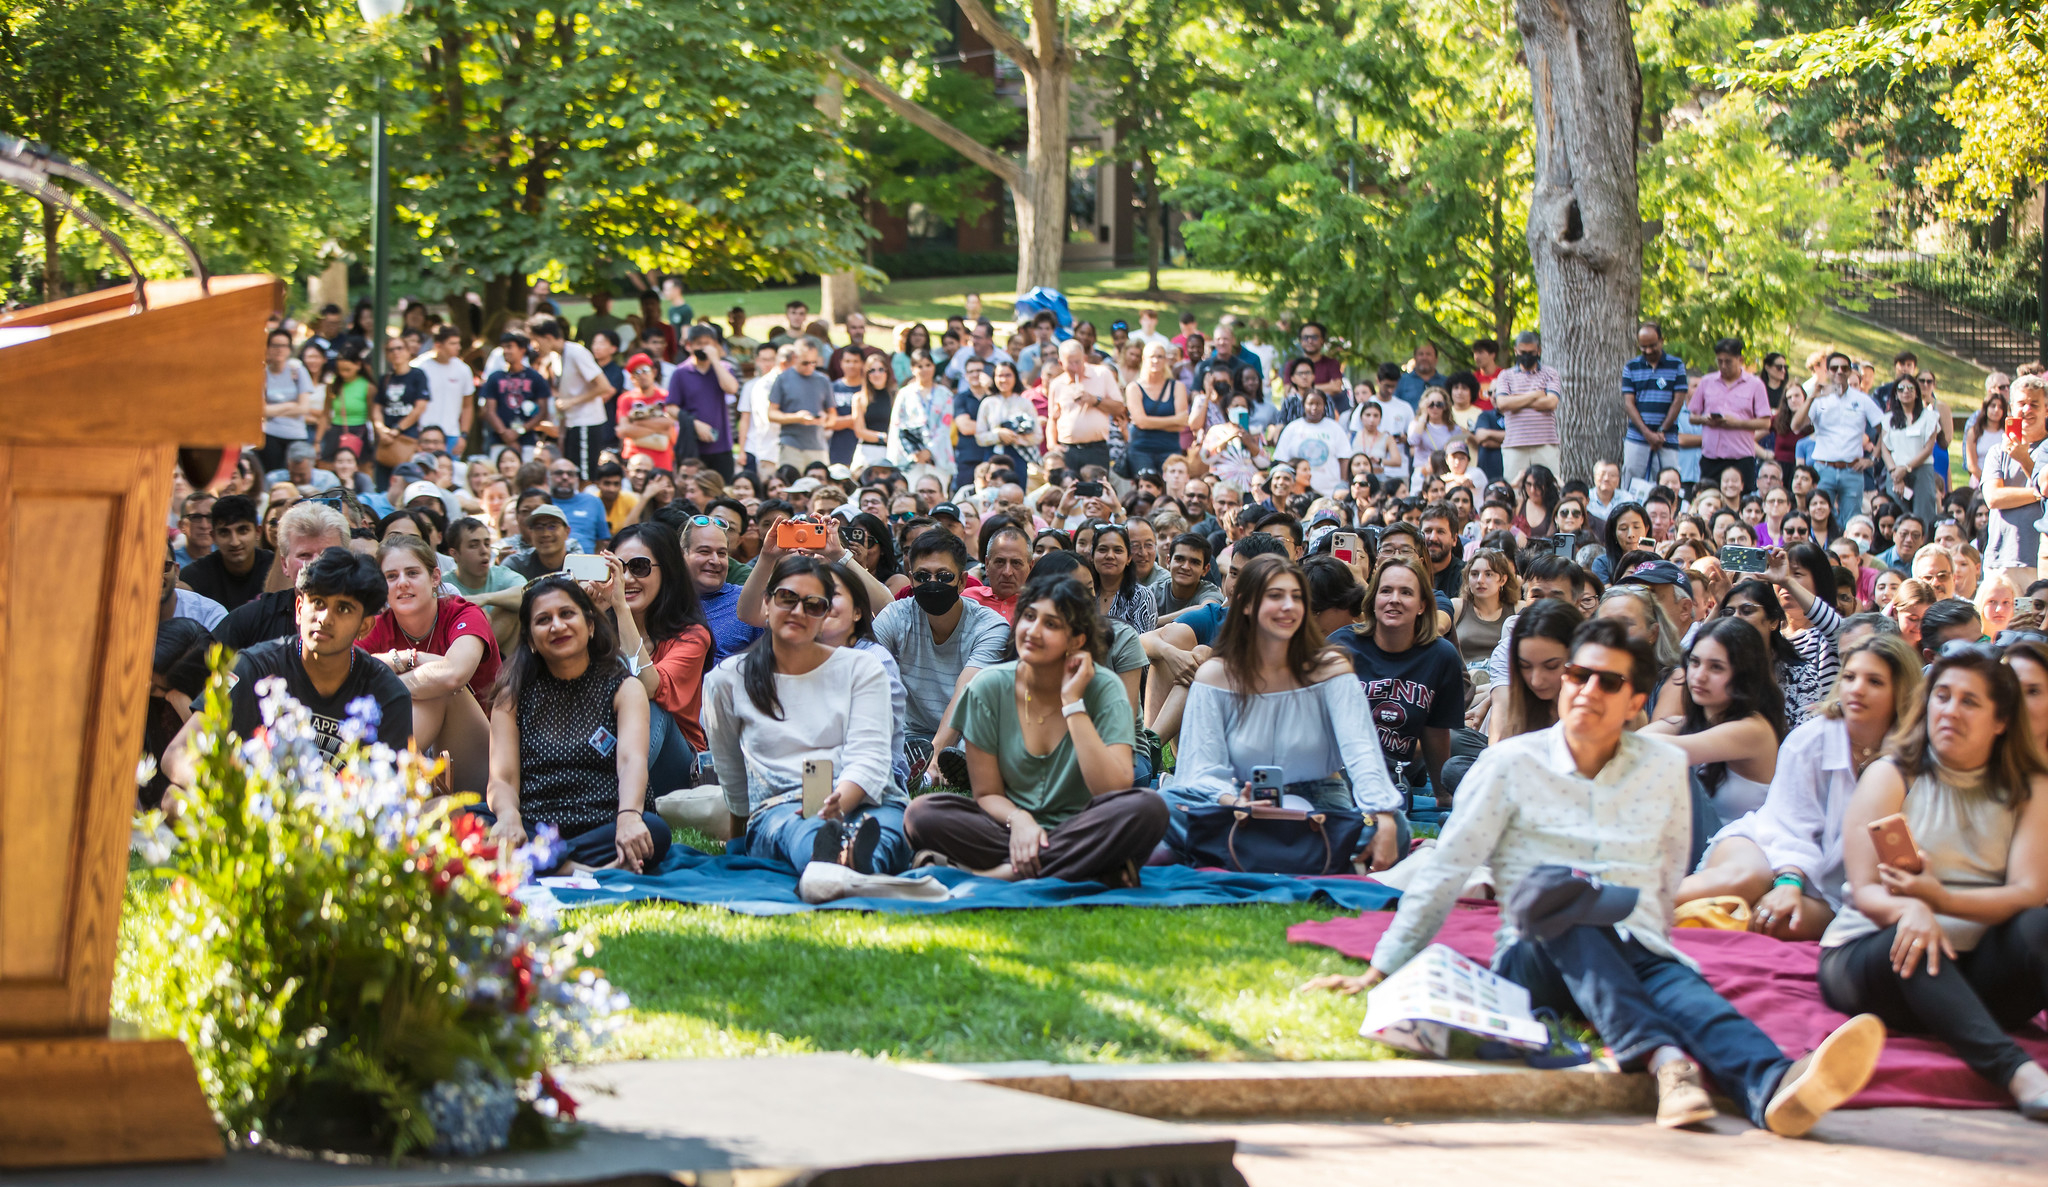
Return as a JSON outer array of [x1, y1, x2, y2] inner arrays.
[[0, 275, 277, 1167]]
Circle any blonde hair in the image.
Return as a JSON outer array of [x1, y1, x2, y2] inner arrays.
[[1976, 567, 2019, 617]]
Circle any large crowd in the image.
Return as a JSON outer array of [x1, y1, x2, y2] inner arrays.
[[144, 287, 2048, 1135]]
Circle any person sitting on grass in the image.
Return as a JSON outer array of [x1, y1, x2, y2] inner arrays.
[[1158, 554, 1405, 869], [358, 535, 499, 792], [1307, 617, 1887, 1138], [704, 556, 907, 873], [1641, 618, 1787, 864], [903, 571, 1168, 886], [1677, 632, 1922, 940], [590, 523, 713, 795], [482, 577, 669, 873], [163, 547, 413, 789], [1819, 646, 2048, 1121]]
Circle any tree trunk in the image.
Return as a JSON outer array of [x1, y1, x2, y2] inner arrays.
[[815, 69, 861, 319], [1012, 38, 1069, 294], [40, 198, 63, 304], [1516, 0, 1642, 482], [1140, 145, 1163, 297]]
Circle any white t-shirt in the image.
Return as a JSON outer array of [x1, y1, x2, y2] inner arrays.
[[413, 355, 477, 437], [743, 372, 782, 463], [1273, 416, 1352, 496], [553, 341, 608, 429], [1805, 388, 1883, 464]]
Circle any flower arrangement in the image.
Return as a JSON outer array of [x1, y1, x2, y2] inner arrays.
[[120, 654, 625, 1159]]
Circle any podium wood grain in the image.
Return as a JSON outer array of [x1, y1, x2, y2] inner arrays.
[[0, 275, 275, 1167]]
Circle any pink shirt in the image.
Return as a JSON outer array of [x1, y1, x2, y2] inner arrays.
[[1686, 371, 1772, 460]]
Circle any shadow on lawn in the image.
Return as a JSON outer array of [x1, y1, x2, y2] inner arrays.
[[592, 904, 1354, 1064]]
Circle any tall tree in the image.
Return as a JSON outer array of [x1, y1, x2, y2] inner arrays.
[[1089, 0, 1199, 296], [828, 0, 1083, 295], [1515, 0, 1642, 478]]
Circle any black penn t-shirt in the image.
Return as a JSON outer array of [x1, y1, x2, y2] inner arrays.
[[1328, 628, 1465, 766], [228, 639, 412, 766], [181, 549, 275, 612]]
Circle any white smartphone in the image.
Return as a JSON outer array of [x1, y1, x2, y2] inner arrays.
[[563, 553, 610, 582], [802, 759, 834, 818]]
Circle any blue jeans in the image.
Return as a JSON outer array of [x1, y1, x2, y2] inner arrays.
[[1126, 443, 1180, 479], [647, 705, 698, 797], [1158, 776, 1408, 862], [1495, 926, 1791, 1126], [1814, 463, 1866, 522], [736, 800, 911, 874]]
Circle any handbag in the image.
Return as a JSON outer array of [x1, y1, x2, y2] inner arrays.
[[373, 422, 419, 468], [1180, 801, 1366, 876]]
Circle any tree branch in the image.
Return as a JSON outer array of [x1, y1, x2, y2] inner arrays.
[[825, 49, 1024, 189], [952, 0, 1038, 73]]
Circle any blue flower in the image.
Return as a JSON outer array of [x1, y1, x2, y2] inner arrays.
[[342, 695, 382, 738]]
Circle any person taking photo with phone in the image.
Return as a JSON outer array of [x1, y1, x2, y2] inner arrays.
[[704, 556, 908, 873], [1820, 646, 2048, 1120], [1158, 555, 1405, 869]]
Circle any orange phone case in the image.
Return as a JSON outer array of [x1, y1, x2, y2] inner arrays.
[[777, 519, 828, 549], [1867, 812, 1924, 873]]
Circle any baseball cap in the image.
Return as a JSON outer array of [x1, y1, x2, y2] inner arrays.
[[788, 477, 823, 494], [526, 503, 568, 524], [625, 353, 655, 372], [1507, 865, 1640, 941], [392, 461, 428, 482], [1619, 559, 1688, 587], [931, 502, 963, 522], [1446, 439, 1470, 455], [402, 481, 445, 507], [827, 463, 853, 482]]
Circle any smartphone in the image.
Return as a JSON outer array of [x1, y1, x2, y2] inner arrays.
[[2007, 413, 2026, 451], [802, 759, 834, 818], [1248, 765, 1284, 805], [1550, 533, 1575, 555], [776, 517, 829, 550], [1332, 531, 1362, 565], [563, 553, 610, 582], [1867, 812, 1924, 873], [1234, 408, 1251, 430], [1073, 481, 1105, 499], [692, 348, 709, 363], [2018, 596, 2037, 617], [1720, 545, 1769, 574]]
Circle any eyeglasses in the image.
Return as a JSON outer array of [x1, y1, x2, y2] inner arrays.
[[1561, 664, 1632, 694], [621, 555, 655, 578], [182, 512, 212, 524], [770, 587, 832, 618], [911, 568, 959, 586], [1828, 364, 1852, 373]]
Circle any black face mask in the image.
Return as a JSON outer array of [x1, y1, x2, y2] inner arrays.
[[913, 581, 962, 616], [1517, 352, 1541, 369]]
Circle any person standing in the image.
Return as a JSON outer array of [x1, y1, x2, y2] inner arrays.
[[260, 328, 319, 473], [768, 343, 834, 471], [1274, 391, 1351, 496], [532, 317, 616, 480], [413, 326, 477, 443], [669, 324, 740, 480], [1492, 331, 1563, 481], [1309, 617, 1887, 1136], [1393, 340, 1448, 409], [478, 332, 553, 458], [1687, 338, 1773, 495], [738, 342, 785, 473], [1622, 322, 1688, 484], [1984, 373, 2048, 590], [1124, 343, 1188, 478], [1791, 352, 1883, 521], [1046, 339, 1127, 475]]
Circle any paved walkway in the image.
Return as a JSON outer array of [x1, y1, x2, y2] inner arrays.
[[1210, 1108, 2047, 1187]]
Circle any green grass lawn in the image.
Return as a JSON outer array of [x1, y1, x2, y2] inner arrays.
[[579, 898, 1394, 1065]]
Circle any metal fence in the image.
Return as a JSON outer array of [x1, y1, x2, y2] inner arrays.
[[1835, 253, 2043, 373]]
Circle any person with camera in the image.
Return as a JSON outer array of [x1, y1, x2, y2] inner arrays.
[[481, 577, 668, 872], [1159, 554, 1405, 868], [903, 571, 1167, 886], [669, 324, 740, 480], [1819, 646, 2048, 1119], [163, 548, 413, 789], [1308, 617, 1887, 1137], [977, 360, 1042, 478], [616, 352, 682, 472], [704, 556, 907, 873]]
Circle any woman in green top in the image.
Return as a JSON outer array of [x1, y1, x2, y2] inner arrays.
[[905, 571, 1168, 887], [319, 343, 374, 458]]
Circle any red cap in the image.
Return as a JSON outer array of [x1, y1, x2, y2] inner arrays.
[[625, 353, 655, 372]]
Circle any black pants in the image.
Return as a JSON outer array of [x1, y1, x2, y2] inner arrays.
[[1698, 455, 1756, 495], [562, 424, 617, 479], [904, 787, 1168, 886], [1819, 908, 2048, 1090], [697, 449, 735, 482], [259, 434, 303, 473], [467, 805, 672, 871], [1061, 440, 1112, 474], [1437, 727, 1489, 801]]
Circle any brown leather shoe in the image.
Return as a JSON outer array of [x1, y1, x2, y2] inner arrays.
[[1765, 1014, 1884, 1137]]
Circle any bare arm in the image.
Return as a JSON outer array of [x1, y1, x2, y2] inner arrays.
[[391, 635, 487, 699], [484, 702, 524, 840]]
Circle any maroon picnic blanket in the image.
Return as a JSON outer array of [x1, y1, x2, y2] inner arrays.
[[1289, 900, 2048, 1109]]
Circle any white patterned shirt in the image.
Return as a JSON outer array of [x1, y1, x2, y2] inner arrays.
[[1371, 723, 1693, 974]]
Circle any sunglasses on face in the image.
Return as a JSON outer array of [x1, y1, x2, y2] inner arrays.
[[1829, 364, 1852, 373], [770, 587, 832, 618], [911, 568, 959, 585], [1561, 664, 1631, 694], [621, 556, 655, 578]]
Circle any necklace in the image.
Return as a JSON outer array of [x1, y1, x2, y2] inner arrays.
[[395, 609, 434, 647], [1018, 673, 1057, 726]]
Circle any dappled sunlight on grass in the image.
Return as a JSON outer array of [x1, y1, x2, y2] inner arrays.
[[578, 901, 1400, 1065]]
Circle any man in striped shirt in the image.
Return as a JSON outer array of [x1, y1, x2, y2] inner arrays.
[[1621, 321, 1688, 486], [1492, 330, 1563, 482]]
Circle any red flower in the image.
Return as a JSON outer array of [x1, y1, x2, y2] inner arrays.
[[509, 948, 534, 1013], [538, 1072, 578, 1120], [430, 854, 465, 896]]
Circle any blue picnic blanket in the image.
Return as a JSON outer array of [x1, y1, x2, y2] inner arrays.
[[531, 847, 1403, 917]]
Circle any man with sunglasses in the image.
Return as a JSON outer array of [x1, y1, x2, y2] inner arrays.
[[1317, 617, 1887, 1136], [876, 529, 1012, 787], [1791, 351, 1882, 519], [159, 543, 227, 630], [681, 513, 763, 664]]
